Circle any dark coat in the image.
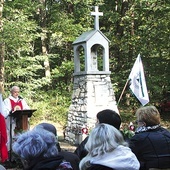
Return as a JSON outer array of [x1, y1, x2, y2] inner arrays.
[[74, 136, 89, 160], [59, 151, 80, 170], [87, 164, 114, 170], [26, 155, 72, 170], [129, 127, 170, 170]]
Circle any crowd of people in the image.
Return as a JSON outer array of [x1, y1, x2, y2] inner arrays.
[[0, 85, 170, 170]]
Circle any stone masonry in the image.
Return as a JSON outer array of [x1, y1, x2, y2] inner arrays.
[[65, 74, 118, 144]]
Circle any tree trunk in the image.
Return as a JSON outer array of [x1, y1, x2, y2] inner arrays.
[[128, 5, 135, 59], [114, 0, 129, 63], [39, 0, 51, 78], [0, 0, 4, 93], [41, 31, 51, 77]]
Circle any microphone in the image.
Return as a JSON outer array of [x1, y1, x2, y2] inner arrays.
[[17, 96, 23, 103], [18, 96, 23, 100]]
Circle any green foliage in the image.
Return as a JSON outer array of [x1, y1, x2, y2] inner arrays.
[[121, 128, 135, 139], [1, 0, 169, 167], [29, 90, 71, 126], [1, 0, 169, 125]]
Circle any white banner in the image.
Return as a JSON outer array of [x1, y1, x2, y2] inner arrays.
[[129, 54, 149, 106]]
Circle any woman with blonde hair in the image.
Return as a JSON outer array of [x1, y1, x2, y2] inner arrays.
[[129, 105, 170, 170], [79, 123, 140, 170]]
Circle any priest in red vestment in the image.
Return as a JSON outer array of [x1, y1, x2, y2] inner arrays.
[[2, 86, 30, 151]]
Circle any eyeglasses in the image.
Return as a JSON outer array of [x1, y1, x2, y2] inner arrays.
[[135, 120, 143, 124]]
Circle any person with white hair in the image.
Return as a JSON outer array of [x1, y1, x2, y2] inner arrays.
[[34, 122, 80, 170], [3, 86, 30, 118], [74, 109, 122, 160], [79, 123, 140, 170], [3, 86, 30, 151], [0, 164, 6, 170], [12, 127, 73, 170]]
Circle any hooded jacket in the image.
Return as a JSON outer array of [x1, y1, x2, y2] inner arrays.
[[88, 145, 140, 170]]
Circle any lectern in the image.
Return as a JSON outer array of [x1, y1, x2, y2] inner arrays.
[[10, 109, 36, 131], [8, 109, 36, 162]]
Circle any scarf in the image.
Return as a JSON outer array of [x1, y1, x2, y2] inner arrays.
[[135, 124, 160, 133]]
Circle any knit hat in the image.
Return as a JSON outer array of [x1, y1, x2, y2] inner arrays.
[[96, 109, 121, 130], [37, 123, 57, 136], [35, 123, 62, 152]]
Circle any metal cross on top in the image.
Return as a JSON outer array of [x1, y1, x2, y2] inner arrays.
[[91, 6, 103, 30]]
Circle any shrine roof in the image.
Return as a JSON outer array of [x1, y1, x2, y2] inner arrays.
[[73, 29, 110, 45]]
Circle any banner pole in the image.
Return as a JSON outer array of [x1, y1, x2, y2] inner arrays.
[[117, 79, 130, 106]]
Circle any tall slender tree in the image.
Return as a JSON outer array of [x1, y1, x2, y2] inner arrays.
[[0, 0, 4, 93], [38, 0, 51, 78]]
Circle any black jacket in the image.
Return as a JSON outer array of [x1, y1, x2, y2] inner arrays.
[[129, 127, 170, 170], [59, 151, 80, 170], [87, 164, 114, 170], [74, 136, 89, 160], [26, 155, 72, 170]]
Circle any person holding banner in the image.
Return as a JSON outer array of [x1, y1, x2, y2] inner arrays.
[[2, 86, 30, 151]]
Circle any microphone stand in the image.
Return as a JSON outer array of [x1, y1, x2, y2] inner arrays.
[[9, 110, 13, 162]]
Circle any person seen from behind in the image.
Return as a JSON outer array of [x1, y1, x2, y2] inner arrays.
[[79, 123, 140, 170], [12, 126, 73, 170], [74, 109, 122, 160], [34, 122, 80, 170], [129, 105, 170, 170]]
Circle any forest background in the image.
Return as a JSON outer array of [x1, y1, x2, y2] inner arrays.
[[0, 0, 169, 128]]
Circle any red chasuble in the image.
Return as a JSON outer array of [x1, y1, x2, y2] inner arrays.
[[10, 99, 23, 111]]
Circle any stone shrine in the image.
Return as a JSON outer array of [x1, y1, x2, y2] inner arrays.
[[65, 6, 119, 144]]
